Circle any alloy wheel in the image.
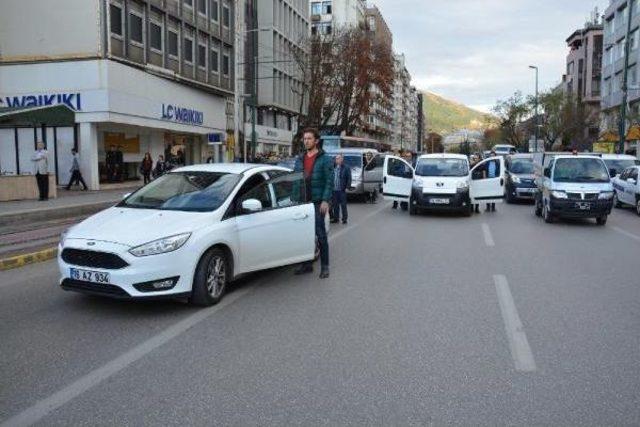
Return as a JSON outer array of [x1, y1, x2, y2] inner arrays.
[[206, 256, 226, 298]]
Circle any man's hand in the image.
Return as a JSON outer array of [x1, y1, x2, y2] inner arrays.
[[319, 201, 330, 215]]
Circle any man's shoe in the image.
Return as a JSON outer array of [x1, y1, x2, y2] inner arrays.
[[294, 265, 313, 275], [319, 268, 330, 279], [342, 220, 347, 224], [330, 219, 339, 224]]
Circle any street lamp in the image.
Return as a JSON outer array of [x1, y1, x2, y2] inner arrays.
[[529, 65, 539, 152]]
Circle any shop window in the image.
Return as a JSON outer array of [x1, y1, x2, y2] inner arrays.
[[129, 12, 144, 44], [110, 4, 123, 37], [150, 22, 163, 52], [168, 30, 179, 57], [184, 37, 194, 63]]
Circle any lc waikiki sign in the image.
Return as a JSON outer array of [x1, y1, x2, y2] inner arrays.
[[0, 93, 82, 110], [161, 104, 204, 126]]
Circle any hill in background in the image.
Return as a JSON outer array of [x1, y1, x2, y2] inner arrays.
[[423, 91, 494, 135]]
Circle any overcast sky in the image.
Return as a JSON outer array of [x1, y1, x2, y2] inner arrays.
[[373, 0, 609, 112]]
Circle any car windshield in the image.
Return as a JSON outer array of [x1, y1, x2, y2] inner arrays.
[[553, 158, 610, 183], [118, 172, 241, 212], [509, 159, 535, 174], [415, 158, 469, 177], [604, 159, 640, 176]]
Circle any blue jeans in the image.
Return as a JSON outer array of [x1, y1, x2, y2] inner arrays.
[[332, 190, 348, 221], [302, 203, 329, 269]]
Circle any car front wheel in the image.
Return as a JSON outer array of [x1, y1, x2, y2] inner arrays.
[[191, 248, 228, 306]]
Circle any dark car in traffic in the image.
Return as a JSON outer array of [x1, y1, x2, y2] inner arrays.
[[505, 154, 537, 203]]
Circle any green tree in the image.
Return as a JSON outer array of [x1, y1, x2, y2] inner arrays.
[[491, 91, 530, 150]]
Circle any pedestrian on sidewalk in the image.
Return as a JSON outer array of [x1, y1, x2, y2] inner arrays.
[[293, 128, 333, 279], [331, 154, 351, 225], [65, 148, 88, 191], [30, 142, 49, 201], [106, 145, 117, 182], [153, 155, 167, 179], [140, 152, 153, 184]]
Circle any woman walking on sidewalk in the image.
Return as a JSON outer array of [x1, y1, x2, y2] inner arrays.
[[140, 152, 153, 185]]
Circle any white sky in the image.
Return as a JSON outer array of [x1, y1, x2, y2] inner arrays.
[[372, 0, 609, 112]]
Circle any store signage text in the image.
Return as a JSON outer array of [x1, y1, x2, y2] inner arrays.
[[0, 93, 82, 110], [161, 104, 204, 125]]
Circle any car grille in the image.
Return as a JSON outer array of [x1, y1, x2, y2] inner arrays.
[[61, 279, 130, 297], [566, 192, 599, 200], [61, 249, 129, 270]]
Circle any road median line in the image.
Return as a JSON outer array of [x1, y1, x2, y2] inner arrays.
[[0, 247, 58, 271]]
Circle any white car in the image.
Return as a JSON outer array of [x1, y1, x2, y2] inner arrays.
[[613, 165, 640, 215], [382, 154, 506, 216], [58, 164, 316, 306]]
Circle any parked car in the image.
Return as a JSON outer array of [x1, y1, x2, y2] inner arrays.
[[382, 153, 505, 216], [493, 144, 518, 156], [58, 164, 316, 306], [612, 165, 640, 215], [534, 155, 614, 225], [601, 153, 639, 178], [505, 154, 537, 203], [326, 148, 386, 201]]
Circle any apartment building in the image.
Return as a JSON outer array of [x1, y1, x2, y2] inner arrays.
[[243, 0, 309, 157], [602, 0, 640, 153], [309, 0, 366, 35], [392, 53, 418, 151], [0, 0, 234, 190]]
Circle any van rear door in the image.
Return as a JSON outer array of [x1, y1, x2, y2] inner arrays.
[[470, 157, 506, 203]]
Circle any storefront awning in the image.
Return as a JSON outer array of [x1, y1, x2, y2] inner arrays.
[[626, 125, 640, 141], [0, 105, 75, 127]]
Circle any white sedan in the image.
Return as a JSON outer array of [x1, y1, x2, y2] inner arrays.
[[58, 164, 316, 306]]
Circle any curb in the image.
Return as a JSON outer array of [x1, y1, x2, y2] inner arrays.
[[0, 247, 58, 271], [0, 200, 118, 228]]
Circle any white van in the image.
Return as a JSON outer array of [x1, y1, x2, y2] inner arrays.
[[382, 154, 506, 216]]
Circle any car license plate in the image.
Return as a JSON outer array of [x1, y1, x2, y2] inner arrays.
[[70, 268, 110, 284], [576, 202, 591, 211], [522, 188, 536, 193], [430, 198, 450, 205]]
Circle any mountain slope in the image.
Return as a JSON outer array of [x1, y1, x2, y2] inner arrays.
[[423, 92, 493, 135]]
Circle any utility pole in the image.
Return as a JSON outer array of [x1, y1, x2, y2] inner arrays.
[[529, 65, 539, 152], [233, 0, 243, 163], [620, 0, 634, 154], [250, 2, 258, 162]]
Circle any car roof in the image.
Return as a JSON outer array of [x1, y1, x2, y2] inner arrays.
[[418, 153, 468, 160], [601, 154, 636, 160], [326, 148, 379, 154], [508, 153, 533, 159], [171, 163, 284, 174], [552, 155, 604, 161]]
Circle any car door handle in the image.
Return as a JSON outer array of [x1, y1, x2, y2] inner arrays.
[[500, 178, 504, 186], [292, 213, 309, 220], [383, 177, 387, 184]]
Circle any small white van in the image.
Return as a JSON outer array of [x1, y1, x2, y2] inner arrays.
[[382, 154, 506, 216]]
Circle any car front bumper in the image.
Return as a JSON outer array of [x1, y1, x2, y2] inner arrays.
[[508, 183, 537, 199], [411, 188, 471, 210], [57, 240, 197, 299], [549, 198, 613, 218]]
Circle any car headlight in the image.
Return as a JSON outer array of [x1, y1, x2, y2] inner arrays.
[[551, 190, 568, 199], [598, 191, 614, 200], [129, 233, 191, 257], [511, 175, 521, 184], [456, 181, 469, 190]]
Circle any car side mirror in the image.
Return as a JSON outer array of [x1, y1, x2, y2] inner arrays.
[[543, 168, 551, 178], [241, 199, 263, 213], [122, 193, 131, 200]]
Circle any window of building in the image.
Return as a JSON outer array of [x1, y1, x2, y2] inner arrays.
[[184, 37, 194, 63], [184, 0, 193, 8], [632, 30, 639, 50], [311, 2, 321, 15], [222, 4, 230, 27], [211, 0, 219, 21], [197, 0, 206, 15], [110, 4, 123, 37], [210, 47, 219, 72], [198, 44, 206, 68], [311, 25, 318, 36], [322, 1, 332, 14], [168, 30, 179, 57], [630, 65, 638, 87], [223, 53, 230, 75], [150, 21, 163, 52], [129, 12, 143, 44]]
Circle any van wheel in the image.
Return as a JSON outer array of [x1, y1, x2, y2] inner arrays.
[[534, 197, 543, 217], [543, 203, 554, 223], [636, 199, 640, 216], [596, 215, 607, 226], [190, 248, 228, 306]]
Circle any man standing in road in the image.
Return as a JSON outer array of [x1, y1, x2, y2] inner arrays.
[[65, 148, 88, 191], [331, 154, 351, 225], [485, 150, 497, 212], [294, 128, 333, 279], [31, 142, 49, 201]]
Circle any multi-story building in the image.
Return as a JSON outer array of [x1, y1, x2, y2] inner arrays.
[[602, 0, 640, 153], [243, 0, 309, 157], [0, 0, 234, 190], [562, 13, 603, 146], [309, 0, 366, 35], [392, 53, 416, 150]]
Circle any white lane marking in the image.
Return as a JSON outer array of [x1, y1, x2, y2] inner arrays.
[[493, 275, 537, 372], [611, 226, 640, 243], [482, 223, 495, 247], [0, 203, 390, 427]]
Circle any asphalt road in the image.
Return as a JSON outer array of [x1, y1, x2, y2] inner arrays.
[[1, 201, 639, 426]]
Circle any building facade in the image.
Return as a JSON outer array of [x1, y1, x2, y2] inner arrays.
[[0, 0, 234, 190], [392, 53, 418, 151], [309, 0, 366, 35], [243, 0, 308, 158], [602, 0, 640, 153]]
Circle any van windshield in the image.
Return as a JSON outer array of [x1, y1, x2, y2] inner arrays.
[[509, 159, 535, 174], [553, 158, 610, 183], [415, 158, 469, 177]]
